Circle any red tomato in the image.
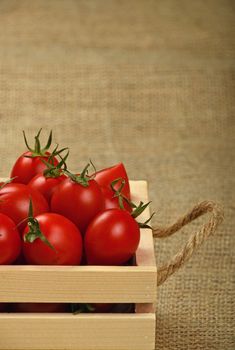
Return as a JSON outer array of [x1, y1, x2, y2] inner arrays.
[[0, 213, 21, 264], [51, 177, 104, 233], [28, 174, 66, 203], [11, 303, 67, 313], [23, 213, 83, 265], [0, 183, 49, 233], [11, 151, 59, 184], [101, 186, 132, 213], [85, 209, 140, 265], [94, 163, 131, 199]]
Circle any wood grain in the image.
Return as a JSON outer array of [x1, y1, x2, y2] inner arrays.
[[0, 313, 155, 350], [0, 265, 156, 303]]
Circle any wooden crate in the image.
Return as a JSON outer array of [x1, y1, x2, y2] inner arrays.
[[0, 180, 157, 350]]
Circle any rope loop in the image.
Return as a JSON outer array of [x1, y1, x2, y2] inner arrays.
[[153, 201, 224, 286]]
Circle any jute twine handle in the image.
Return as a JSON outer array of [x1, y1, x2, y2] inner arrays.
[[153, 201, 224, 286]]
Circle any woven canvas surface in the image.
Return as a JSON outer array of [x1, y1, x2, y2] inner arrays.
[[0, 0, 234, 348]]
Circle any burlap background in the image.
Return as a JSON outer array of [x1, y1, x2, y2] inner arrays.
[[0, 0, 234, 349]]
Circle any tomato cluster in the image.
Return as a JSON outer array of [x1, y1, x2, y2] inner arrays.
[[0, 130, 152, 313], [0, 130, 152, 269]]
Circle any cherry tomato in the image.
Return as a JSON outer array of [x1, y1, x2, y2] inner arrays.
[[28, 149, 68, 203], [28, 174, 66, 203], [23, 213, 83, 265], [51, 177, 104, 233], [11, 150, 59, 185], [85, 209, 140, 265], [0, 213, 21, 264], [101, 186, 132, 213], [11, 303, 67, 313], [94, 163, 131, 199], [0, 183, 49, 233], [10, 130, 62, 184]]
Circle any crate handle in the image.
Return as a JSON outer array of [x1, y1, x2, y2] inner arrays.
[[153, 200, 224, 286]]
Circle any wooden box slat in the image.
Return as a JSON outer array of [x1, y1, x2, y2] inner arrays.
[[0, 313, 156, 350], [0, 265, 156, 303]]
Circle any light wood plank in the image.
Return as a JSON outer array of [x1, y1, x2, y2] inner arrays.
[[136, 229, 156, 267], [0, 265, 156, 303], [0, 313, 155, 350], [132, 181, 157, 313], [131, 181, 156, 267]]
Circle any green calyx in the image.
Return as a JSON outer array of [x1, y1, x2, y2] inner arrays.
[[64, 160, 96, 187], [23, 129, 52, 157], [110, 178, 128, 210], [23, 129, 68, 159], [42, 150, 69, 179], [23, 199, 55, 251], [136, 210, 155, 229], [132, 201, 155, 229], [110, 178, 155, 229]]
